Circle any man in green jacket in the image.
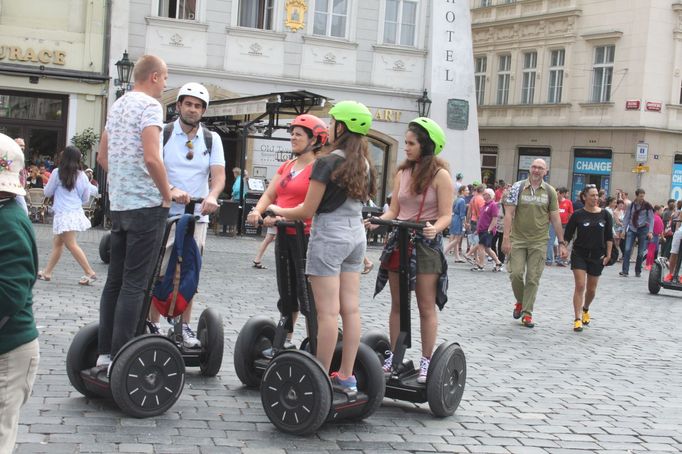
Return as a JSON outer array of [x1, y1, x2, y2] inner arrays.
[[0, 133, 39, 452]]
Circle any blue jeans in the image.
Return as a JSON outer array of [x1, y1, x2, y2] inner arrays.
[[99, 205, 169, 356], [622, 226, 649, 275], [546, 224, 556, 263]]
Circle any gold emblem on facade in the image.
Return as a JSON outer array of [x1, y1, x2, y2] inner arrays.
[[285, 0, 307, 32]]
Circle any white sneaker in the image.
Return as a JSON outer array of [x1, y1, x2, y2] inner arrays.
[[417, 356, 430, 384], [182, 324, 201, 348]]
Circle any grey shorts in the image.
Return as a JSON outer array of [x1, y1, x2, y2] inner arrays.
[[306, 214, 366, 276]]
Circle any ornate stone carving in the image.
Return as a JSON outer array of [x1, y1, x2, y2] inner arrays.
[[248, 43, 263, 56], [392, 60, 406, 71], [323, 53, 336, 64], [169, 33, 184, 47]]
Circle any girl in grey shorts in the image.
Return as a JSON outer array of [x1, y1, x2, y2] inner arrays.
[[268, 100, 376, 392]]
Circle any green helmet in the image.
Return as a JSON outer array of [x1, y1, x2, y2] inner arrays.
[[409, 117, 446, 155], [329, 101, 373, 135]]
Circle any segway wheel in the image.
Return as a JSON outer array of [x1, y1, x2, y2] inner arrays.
[[427, 342, 466, 417], [99, 233, 111, 264], [260, 350, 331, 435], [66, 322, 100, 397], [329, 342, 386, 420], [648, 262, 662, 294], [233, 316, 276, 387], [110, 336, 185, 418], [197, 308, 224, 377], [360, 330, 391, 364]]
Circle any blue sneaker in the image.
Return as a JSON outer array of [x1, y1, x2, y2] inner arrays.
[[330, 372, 357, 393]]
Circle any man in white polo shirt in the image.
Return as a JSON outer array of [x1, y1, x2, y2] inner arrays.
[[149, 82, 225, 347]]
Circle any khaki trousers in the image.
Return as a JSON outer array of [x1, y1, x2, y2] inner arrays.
[[508, 243, 547, 317], [0, 339, 39, 454]]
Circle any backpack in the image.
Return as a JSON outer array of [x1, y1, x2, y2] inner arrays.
[[151, 214, 202, 317], [163, 122, 213, 153]]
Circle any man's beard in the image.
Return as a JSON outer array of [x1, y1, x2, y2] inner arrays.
[[179, 114, 199, 127]]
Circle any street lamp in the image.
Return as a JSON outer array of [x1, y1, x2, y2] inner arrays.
[[114, 50, 134, 99], [416, 89, 432, 117]]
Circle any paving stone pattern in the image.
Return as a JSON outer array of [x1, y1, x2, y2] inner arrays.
[[13, 224, 682, 453]]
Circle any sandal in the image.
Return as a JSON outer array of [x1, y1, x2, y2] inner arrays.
[[79, 274, 97, 286], [37, 271, 51, 281], [252, 261, 267, 270], [362, 262, 374, 274]]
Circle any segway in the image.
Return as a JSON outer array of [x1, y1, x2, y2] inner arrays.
[[362, 217, 466, 417], [67, 199, 224, 417], [649, 220, 682, 295], [234, 217, 385, 434]]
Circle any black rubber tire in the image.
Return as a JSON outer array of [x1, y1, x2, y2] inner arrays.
[[110, 336, 185, 418], [329, 342, 386, 420], [197, 308, 224, 377], [66, 322, 100, 398], [360, 330, 391, 364], [427, 342, 466, 417], [233, 316, 276, 387], [99, 233, 111, 264], [260, 351, 331, 435], [649, 262, 662, 294]]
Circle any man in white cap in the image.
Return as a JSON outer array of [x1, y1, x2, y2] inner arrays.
[[0, 133, 40, 452]]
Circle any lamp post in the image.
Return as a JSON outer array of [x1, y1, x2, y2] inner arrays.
[[416, 89, 432, 117], [114, 50, 134, 99]]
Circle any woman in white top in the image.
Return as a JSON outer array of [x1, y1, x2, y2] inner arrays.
[[38, 146, 96, 285]]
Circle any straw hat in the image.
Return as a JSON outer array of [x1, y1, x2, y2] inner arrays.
[[0, 133, 26, 196]]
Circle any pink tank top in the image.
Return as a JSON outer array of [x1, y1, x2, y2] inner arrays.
[[397, 168, 439, 221]]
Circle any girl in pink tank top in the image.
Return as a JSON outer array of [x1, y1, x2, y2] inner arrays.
[[371, 118, 453, 384]]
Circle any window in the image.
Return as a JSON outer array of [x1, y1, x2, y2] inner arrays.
[[480, 0, 492, 6], [158, 0, 197, 20], [496, 55, 511, 105], [521, 51, 537, 105], [314, 0, 349, 38], [239, 0, 274, 29], [548, 49, 565, 104], [384, 0, 417, 46], [592, 45, 615, 102], [475, 56, 487, 105]]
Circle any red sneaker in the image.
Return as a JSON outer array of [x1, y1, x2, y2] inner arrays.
[[521, 315, 535, 328], [664, 273, 673, 283], [513, 303, 522, 319]]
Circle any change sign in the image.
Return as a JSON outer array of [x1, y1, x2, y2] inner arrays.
[[671, 164, 682, 200]]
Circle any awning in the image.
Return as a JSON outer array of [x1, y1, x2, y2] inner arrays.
[[203, 90, 330, 120]]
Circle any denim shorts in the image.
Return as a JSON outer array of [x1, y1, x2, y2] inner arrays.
[[306, 214, 366, 276]]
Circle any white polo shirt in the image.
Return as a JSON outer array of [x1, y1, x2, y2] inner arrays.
[[162, 120, 225, 222]]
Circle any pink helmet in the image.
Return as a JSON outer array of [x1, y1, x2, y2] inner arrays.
[[290, 114, 329, 146]]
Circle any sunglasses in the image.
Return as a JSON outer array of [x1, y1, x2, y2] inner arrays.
[[185, 140, 194, 160], [584, 184, 597, 189]]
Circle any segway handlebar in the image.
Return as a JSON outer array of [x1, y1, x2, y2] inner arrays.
[[260, 210, 304, 229], [369, 217, 425, 231]]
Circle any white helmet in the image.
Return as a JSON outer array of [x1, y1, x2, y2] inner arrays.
[[176, 82, 209, 108]]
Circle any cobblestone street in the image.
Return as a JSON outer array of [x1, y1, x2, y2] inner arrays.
[[14, 224, 682, 453]]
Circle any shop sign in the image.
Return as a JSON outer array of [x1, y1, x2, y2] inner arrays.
[[518, 155, 551, 170], [625, 100, 640, 110], [0, 45, 66, 65], [646, 102, 662, 112], [372, 109, 402, 122], [671, 163, 682, 200], [573, 157, 612, 175], [635, 142, 648, 163]]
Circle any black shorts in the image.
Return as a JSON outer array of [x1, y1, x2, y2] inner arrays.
[[478, 231, 494, 248], [570, 249, 604, 277], [276, 233, 309, 318]]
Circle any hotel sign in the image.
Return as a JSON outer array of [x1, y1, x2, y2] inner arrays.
[[0, 45, 66, 66]]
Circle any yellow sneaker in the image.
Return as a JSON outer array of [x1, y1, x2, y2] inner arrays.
[[573, 319, 583, 332], [581, 309, 590, 326]]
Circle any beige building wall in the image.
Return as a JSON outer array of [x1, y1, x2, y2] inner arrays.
[[470, 0, 682, 204]]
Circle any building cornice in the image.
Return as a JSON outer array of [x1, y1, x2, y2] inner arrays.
[[478, 103, 572, 110], [144, 16, 209, 32], [580, 31, 623, 41], [479, 125, 682, 135], [301, 34, 359, 50], [471, 9, 582, 29], [167, 64, 420, 98], [225, 26, 287, 40], [372, 44, 427, 57]]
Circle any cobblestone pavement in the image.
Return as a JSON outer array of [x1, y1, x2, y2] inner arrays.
[[13, 224, 682, 453]]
